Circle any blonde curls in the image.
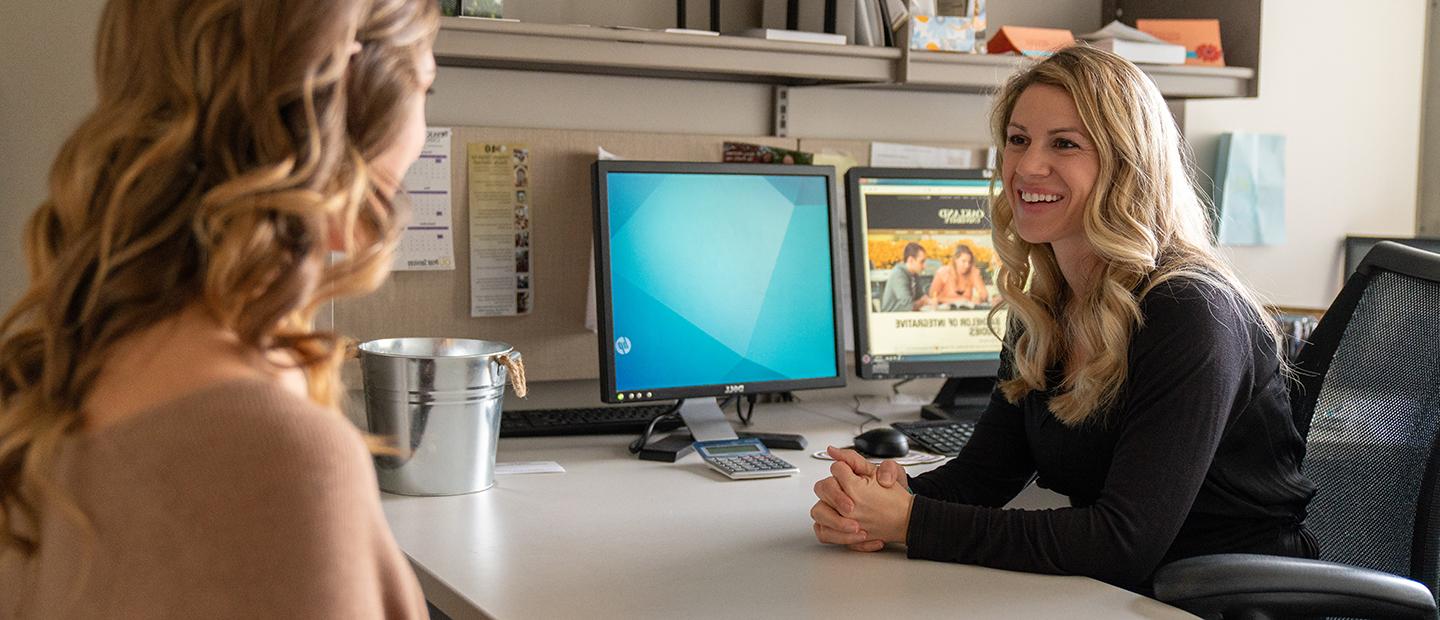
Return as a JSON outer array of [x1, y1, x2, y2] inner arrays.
[[0, 0, 438, 556], [988, 46, 1281, 426]]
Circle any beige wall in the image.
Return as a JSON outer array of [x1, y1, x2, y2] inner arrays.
[[0, 0, 1429, 315], [1183, 0, 1430, 309], [0, 0, 104, 311]]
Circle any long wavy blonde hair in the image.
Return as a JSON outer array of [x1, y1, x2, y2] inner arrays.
[[988, 46, 1281, 426], [0, 0, 438, 556]]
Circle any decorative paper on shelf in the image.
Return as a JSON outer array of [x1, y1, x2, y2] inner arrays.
[[723, 142, 815, 165], [1136, 18, 1225, 67], [909, 15, 978, 52], [985, 25, 1075, 57], [467, 143, 532, 316], [393, 127, 455, 271], [936, 0, 987, 48], [1214, 132, 1286, 246]]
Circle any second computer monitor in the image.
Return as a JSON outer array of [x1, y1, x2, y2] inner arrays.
[[846, 167, 1006, 380]]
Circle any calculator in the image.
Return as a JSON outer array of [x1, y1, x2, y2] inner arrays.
[[694, 438, 799, 480]]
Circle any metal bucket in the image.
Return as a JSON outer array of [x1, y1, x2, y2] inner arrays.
[[358, 337, 525, 496]]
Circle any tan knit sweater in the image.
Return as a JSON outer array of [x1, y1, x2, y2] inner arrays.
[[0, 378, 426, 619]]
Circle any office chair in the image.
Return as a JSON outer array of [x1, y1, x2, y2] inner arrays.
[[1152, 241, 1440, 619]]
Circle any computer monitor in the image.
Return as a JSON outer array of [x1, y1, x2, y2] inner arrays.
[[845, 167, 1006, 417], [592, 160, 846, 441], [1344, 235, 1440, 281]]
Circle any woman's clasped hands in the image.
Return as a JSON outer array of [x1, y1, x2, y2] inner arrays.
[[810, 446, 914, 552]]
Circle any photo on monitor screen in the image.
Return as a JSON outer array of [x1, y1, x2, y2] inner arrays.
[[846, 168, 1006, 379]]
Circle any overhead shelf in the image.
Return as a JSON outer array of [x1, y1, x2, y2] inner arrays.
[[435, 17, 1256, 99]]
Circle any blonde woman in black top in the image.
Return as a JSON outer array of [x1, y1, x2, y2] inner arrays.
[[809, 46, 1317, 590]]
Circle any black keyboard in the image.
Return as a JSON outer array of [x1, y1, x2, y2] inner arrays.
[[891, 419, 976, 457], [500, 404, 683, 437]]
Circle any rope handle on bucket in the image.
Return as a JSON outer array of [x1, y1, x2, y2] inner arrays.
[[500, 353, 527, 398]]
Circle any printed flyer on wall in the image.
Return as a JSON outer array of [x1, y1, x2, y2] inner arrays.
[[468, 142, 532, 317]]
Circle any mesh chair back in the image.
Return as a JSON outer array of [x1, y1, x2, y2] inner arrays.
[[1291, 242, 1440, 599]]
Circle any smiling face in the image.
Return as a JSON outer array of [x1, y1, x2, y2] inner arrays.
[[1001, 84, 1100, 253]]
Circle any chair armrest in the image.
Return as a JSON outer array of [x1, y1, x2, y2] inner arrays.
[[1152, 554, 1436, 620]]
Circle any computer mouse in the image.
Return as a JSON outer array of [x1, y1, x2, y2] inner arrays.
[[852, 427, 909, 459]]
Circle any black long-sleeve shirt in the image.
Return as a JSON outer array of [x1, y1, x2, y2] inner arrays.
[[905, 277, 1318, 589]]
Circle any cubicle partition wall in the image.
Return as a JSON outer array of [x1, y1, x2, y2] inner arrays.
[[332, 125, 983, 384]]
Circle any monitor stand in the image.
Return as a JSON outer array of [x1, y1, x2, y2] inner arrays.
[[921, 376, 997, 422], [635, 398, 737, 463], [677, 399, 740, 442], [635, 398, 808, 462]]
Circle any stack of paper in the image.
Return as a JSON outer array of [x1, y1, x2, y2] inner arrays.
[[1077, 20, 1185, 65]]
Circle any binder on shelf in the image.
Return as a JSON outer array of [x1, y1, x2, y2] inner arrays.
[[854, 0, 882, 46]]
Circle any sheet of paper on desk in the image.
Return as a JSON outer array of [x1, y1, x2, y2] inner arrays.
[[870, 142, 975, 168], [495, 461, 566, 475], [392, 127, 456, 271]]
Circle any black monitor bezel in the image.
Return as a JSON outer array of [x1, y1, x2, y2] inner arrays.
[[845, 166, 1003, 381], [592, 160, 847, 404]]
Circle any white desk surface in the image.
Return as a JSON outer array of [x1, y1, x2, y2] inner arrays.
[[381, 394, 1194, 619]]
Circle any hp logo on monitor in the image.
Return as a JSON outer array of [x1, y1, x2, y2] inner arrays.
[[614, 336, 632, 355]]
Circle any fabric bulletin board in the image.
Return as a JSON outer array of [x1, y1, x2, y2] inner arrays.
[[334, 127, 796, 382]]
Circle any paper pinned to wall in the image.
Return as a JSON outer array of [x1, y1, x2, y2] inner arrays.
[[393, 128, 455, 271], [870, 141, 976, 168], [468, 142, 532, 316], [1214, 132, 1286, 246]]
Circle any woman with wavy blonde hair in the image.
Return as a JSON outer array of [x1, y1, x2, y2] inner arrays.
[[811, 46, 1318, 590], [0, 0, 438, 615]]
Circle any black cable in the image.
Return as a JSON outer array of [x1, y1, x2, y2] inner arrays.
[[736, 394, 757, 426], [626, 400, 683, 454], [891, 378, 914, 394], [851, 394, 883, 432]]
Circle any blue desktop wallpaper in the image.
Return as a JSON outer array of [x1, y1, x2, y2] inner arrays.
[[605, 172, 839, 391]]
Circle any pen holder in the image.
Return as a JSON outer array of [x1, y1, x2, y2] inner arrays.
[[359, 337, 526, 496]]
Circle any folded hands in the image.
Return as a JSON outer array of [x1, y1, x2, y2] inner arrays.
[[810, 446, 914, 552]]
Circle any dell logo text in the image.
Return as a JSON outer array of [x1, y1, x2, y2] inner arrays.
[[724, 384, 745, 394]]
